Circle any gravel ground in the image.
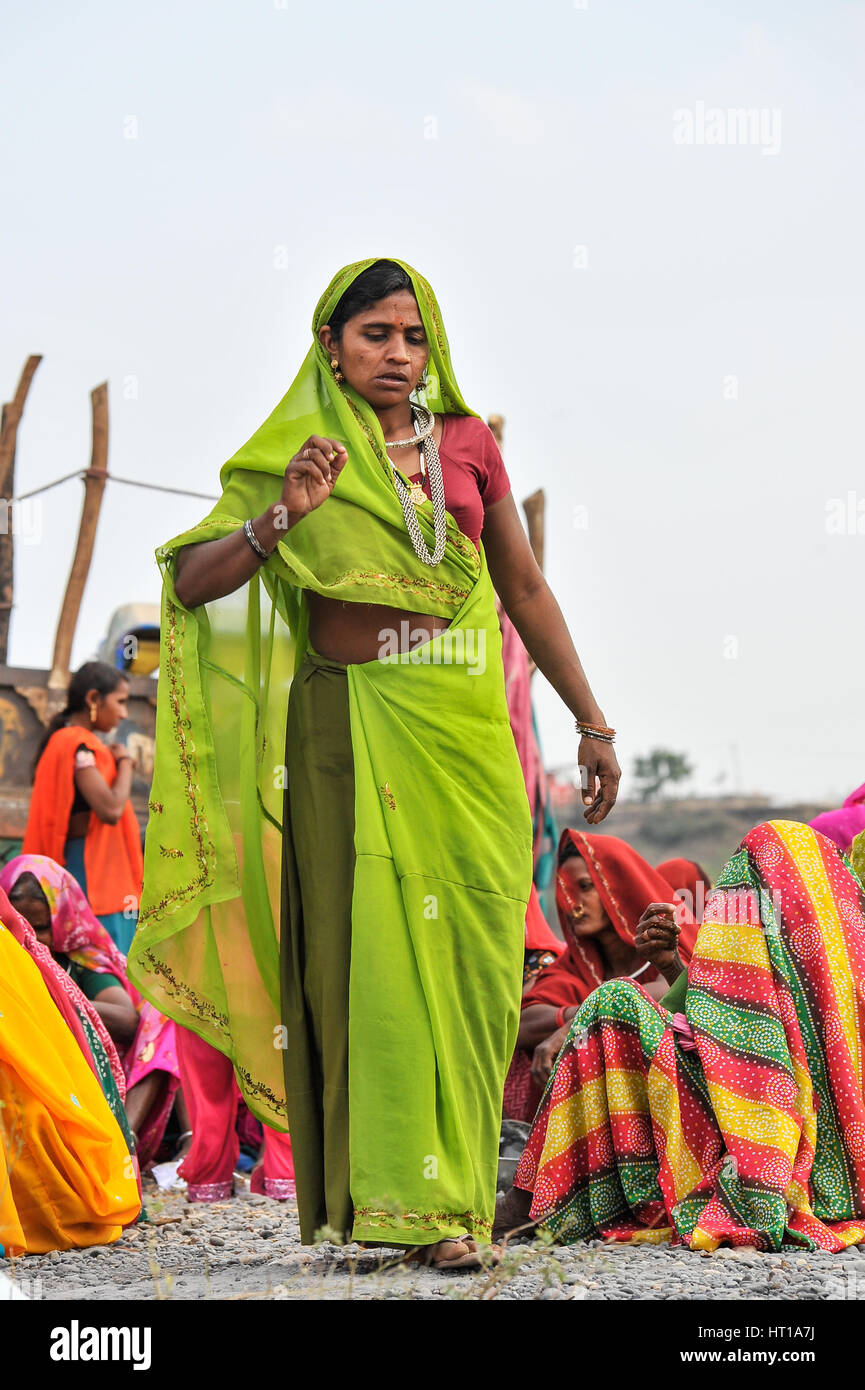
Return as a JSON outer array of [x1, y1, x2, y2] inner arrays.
[[4, 1181, 865, 1301]]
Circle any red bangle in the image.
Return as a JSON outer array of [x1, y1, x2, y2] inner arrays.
[[554, 1005, 572, 1029]]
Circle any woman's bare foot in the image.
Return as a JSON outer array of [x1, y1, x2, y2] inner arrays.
[[174, 1130, 194, 1163], [403, 1237, 498, 1270], [492, 1186, 535, 1244]]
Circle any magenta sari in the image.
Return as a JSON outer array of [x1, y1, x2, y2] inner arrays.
[[809, 783, 865, 854]]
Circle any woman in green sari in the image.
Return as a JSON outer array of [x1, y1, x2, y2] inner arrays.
[[127, 257, 619, 1266]]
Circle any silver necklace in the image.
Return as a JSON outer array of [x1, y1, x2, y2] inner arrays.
[[384, 404, 447, 567]]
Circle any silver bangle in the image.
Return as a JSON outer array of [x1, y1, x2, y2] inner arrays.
[[575, 719, 616, 744], [242, 519, 269, 563]]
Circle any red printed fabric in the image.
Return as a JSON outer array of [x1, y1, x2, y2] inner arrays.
[[514, 821, 865, 1252]]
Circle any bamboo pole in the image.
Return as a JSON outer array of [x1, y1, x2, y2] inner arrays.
[[0, 355, 43, 662], [48, 382, 109, 689]]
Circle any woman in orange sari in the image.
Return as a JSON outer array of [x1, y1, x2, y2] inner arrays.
[[24, 662, 143, 954]]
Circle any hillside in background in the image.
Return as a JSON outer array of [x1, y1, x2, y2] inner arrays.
[[546, 790, 831, 881]]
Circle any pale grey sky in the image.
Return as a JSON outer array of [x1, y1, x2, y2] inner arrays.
[[2, 0, 863, 804]]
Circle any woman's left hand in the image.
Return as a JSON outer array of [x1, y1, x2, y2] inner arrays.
[[579, 738, 621, 824], [481, 497, 623, 823], [634, 903, 682, 978]]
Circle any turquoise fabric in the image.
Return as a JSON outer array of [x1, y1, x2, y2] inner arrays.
[[65, 837, 136, 954]]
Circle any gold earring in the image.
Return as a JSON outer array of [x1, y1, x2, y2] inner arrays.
[[89, 703, 97, 726], [330, 356, 345, 384]]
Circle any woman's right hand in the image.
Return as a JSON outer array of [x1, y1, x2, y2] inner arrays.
[[280, 436, 348, 521], [530, 1023, 571, 1088], [174, 435, 349, 610]]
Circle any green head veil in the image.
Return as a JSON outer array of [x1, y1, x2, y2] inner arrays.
[[195, 256, 483, 652]]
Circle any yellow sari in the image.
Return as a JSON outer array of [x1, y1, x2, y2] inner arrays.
[[0, 920, 141, 1255]]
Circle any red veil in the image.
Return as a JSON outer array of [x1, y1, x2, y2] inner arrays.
[[656, 857, 713, 922], [524, 883, 565, 955]]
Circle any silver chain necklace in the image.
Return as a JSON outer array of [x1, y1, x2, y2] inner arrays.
[[384, 404, 447, 567]]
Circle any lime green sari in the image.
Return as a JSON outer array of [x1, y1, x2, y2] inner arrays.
[[127, 257, 533, 1244]]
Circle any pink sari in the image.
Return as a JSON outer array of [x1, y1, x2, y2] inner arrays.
[[176, 1026, 294, 1201], [0, 855, 180, 1166], [499, 606, 539, 818], [810, 783, 865, 854], [498, 602, 557, 892]]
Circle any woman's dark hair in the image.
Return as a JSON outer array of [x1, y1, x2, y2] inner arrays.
[[31, 660, 126, 780], [559, 839, 583, 867], [326, 260, 415, 343], [7, 870, 44, 906]]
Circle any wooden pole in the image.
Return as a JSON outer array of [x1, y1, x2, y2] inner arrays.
[[487, 413, 505, 452], [522, 488, 545, 573], [0, 355, 43, 662], [487, 414, 546, 573], [48, 382, 110, 689]]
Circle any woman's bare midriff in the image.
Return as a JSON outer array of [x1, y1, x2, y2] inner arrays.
[[67, 810, 90, 839], [306, 591, 452, 664], [305, 412, 451, 663]]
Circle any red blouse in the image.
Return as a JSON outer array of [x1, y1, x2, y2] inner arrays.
[[404, 414, 511, 548]]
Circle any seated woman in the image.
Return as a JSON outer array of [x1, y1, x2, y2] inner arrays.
[[0, 882, 134, 1154], [522, 883, 565, 990], [496, 820, 865, 1252], [0, 855, 187, 1170], [503, 830, 698, 1122], [0, 902, 141, 1253]]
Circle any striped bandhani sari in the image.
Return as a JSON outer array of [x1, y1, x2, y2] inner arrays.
[[514, 820, 865, 1251]]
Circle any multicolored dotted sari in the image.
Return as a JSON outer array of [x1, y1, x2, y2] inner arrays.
[[127, 258, 533, 1243], [515, 820, 865, 1251]]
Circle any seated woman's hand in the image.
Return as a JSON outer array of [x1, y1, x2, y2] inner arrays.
[[635, 903, 684, 983], [530, 1023, 571, 1089]]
